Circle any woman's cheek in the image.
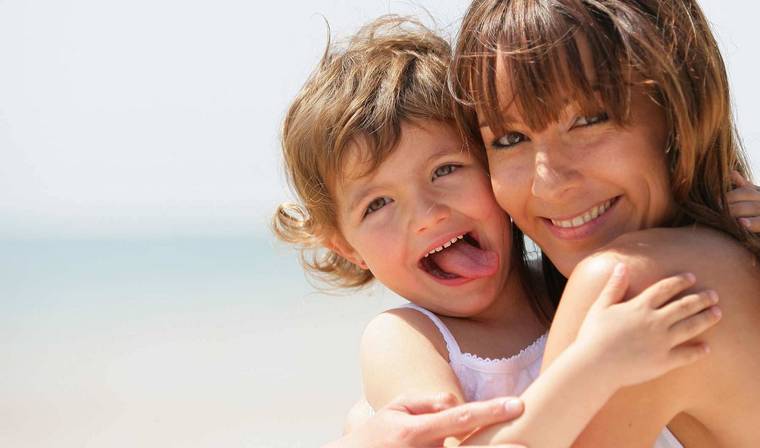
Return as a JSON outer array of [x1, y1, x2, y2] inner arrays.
[[489, 162, 527, 216]]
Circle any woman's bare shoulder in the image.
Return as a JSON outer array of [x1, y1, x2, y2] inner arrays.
[[604, 225, 755, 268], [544, 226, 760, 446]]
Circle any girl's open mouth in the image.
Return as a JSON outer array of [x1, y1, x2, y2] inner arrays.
[[418, 233, 498, 281]]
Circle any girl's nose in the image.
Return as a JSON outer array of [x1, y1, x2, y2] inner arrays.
[[413, 199, 451, 234]]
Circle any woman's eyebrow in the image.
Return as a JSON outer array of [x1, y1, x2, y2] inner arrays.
[[477, 87, 604, 130], [478, 111, 521, 130]]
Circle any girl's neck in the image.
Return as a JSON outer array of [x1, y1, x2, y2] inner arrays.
[[438, 272, 547, 360]]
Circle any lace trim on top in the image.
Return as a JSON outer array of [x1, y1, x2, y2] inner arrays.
[[458, 333, 546, 373], [398, 303, 546, 374]]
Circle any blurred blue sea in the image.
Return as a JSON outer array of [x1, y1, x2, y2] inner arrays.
[[0, 236, 402, 447]]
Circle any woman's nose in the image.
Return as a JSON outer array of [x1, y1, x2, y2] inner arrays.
[[530, 146, 581, 201]]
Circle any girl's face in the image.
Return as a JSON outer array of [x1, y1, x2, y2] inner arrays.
[[332, 120, 515, 318], [478, 61, 675, 276]]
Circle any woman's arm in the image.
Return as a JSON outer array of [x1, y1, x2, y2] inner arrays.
[[324, 393, 527, 448]]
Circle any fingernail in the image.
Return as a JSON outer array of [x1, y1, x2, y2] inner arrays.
[[613, 263, 626, 277], [711, 306, 722, 318], [740, 218, 751, 229], [685, 272, 696, 283], [504, 398, 522, 413], [708, 290, 719, 304]]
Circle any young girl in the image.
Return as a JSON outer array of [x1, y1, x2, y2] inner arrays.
[[273, 17, 755, 447]]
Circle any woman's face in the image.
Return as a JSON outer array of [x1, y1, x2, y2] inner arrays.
[[478, 61, 675, 276]]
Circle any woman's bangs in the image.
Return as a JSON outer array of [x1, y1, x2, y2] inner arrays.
[[463, 0, 633, 136]]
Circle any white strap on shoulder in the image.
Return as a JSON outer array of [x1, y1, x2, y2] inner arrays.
[[398, 303, 463, 363]]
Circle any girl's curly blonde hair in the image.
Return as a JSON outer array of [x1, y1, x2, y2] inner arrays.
[[273, 16, 455, 288]]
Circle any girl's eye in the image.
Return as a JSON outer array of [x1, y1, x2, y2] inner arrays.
[[432, 164, 459, 180], [364, 197, 393, 217], [492, 132, 528, 149], [574, 111, 609, 127]]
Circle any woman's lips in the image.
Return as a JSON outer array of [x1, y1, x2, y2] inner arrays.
[[542, 196, 620, 240]]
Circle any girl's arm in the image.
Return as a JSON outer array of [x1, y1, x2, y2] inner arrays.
[[360, 308, 465, 409], [532, 227, 760, 447], [461, 263, 720, 447], [359, 307, 472, 445]]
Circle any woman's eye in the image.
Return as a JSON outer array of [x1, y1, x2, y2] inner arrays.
[[493, 132, 528, 149], [574, 112, 609, 127], [364, 197, 392, 216], [432, 164, 459, 180]]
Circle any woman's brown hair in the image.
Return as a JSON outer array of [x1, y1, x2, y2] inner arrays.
[[450, 0, 760, 301]]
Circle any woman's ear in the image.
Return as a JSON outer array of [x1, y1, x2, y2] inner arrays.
[[326, 234, 368, 270]]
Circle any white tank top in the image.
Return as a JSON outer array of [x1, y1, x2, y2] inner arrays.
[[400, 303, 684, 448]]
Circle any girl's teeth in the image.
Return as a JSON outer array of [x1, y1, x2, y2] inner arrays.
[[425, 234, 465, 257], [551, 200, 613, 229]]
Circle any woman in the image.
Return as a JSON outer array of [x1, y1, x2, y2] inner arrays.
[[324, 0, 760, 445], [449, 0, 760, 446]]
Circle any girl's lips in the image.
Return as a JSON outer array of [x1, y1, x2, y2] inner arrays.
[[420, 231, 471, 261], [424, 274, 478, 287], [542, 196, 621, 240], [417, 231, 498, 286]]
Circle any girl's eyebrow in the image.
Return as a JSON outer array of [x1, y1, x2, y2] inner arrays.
[[345, 184, 373, 215]]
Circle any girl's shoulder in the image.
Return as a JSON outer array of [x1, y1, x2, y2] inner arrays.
[[361, 306, 451, 362], [359, 306, 466, 409]]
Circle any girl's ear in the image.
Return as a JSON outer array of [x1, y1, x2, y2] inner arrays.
[[326, 234, 368, 270]]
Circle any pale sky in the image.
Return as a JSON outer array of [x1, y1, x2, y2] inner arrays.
[[0, 0, 757, 239]]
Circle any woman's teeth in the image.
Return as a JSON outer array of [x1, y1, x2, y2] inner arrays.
[[424, 235, 464, 257], [551, 199, 613, 229]]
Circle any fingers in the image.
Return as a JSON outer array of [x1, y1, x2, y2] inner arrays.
[[737, 217, 760, 232], [726, 170, 760, 232], [594, 263, 629, 308], [668, 302, 722, 346], [390, 392, 458, 415], [727, 199, 760, 217], [413, 397, 524, 441], [731, 170, 754, 188], [726, 187, 760, 204], [667, 342, 711, 369], [468, 445, 526, 448], [635, 272, 697, 309], [727, 198, 760, 231], [660, 289, 719, 327]]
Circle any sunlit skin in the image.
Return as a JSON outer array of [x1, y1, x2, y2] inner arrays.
[[331, 120, 524, 321], [480, 89, 674, 275], [478, 42, 675, 275], [468, 43, 760, 448]]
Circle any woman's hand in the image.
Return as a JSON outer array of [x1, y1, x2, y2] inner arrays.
[[727, 170, 760, 232], [323, 393, 526, 448]]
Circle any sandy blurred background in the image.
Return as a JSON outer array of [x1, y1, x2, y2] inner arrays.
[[1, 1, 758, 446]]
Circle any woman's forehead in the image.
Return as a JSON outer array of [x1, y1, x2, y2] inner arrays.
[[476, 35, 606, 133]]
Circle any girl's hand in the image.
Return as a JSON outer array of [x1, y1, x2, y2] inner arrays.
[[574, 264, 721, 388], [727, 170, 760, 232], [324, 393, 526, 448]]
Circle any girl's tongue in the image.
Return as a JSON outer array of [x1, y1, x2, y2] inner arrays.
[[428, 239, 498, 279]]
